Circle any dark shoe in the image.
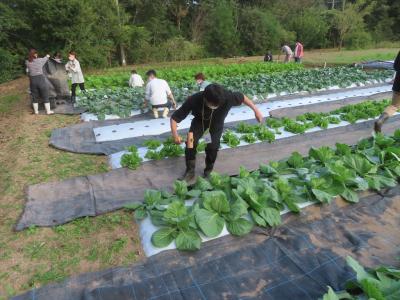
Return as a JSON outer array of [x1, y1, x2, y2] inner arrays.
[[203, 163, 214, 178], [70, 96, 76, 104], [374, 112, 389, 133], [179, 160, 196, 182]]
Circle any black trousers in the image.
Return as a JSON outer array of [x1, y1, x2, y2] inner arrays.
[[30, 75, 49, 103], [71, 83, 85, 97], [185, 118, 223, 166]]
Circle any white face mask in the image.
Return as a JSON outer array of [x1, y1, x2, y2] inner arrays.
[[205, 100, 219, 110]]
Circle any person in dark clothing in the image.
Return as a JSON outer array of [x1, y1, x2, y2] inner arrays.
[[264, 51, 273, 62], [375, 50, 400, 132], [25, 49, 54, 115], [170, 84, 264, 181]]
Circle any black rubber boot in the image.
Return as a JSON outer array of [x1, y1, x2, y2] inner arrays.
[[179, 160, 196, 182], [374, 112, 389, 133], [70, 96, 76, 104], [203, 163, 214, 178]]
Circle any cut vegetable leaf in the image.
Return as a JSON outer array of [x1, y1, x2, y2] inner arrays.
[[226, 218, 253, 236], [151, 227, 177, 248], [175, 229, 201, 251], [195, 208, 225, 237], [259, 207, 281, 227]]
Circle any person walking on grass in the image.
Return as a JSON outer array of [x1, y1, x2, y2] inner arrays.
[[281, 44, 293, 63], [26, 49, 54, 115], [65, 51, 85, 103], [374, 50, 400, 132], [129, 69, 144, 88], [194, 73, 211, 92], [264, 50, 273, 62], [144, 70, 177, 119], [294, 41, 304, 63], [170, 84, 264, 182]]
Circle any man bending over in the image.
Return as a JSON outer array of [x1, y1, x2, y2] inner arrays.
[[170, 84, 263, 182]]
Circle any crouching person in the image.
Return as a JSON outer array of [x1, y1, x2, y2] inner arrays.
[[144, 70, 176, 119], [170, 84, 264, 182]]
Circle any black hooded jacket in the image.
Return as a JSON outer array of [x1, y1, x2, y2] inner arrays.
[[393, 51, 400, 92]]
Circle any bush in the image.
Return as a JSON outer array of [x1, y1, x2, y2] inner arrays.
[[288, 8, 329, 48], [344, 30, 373, 49], [0, 48, 21, 83], [160, 37, 205, 61], [239, 8, 293, 55]]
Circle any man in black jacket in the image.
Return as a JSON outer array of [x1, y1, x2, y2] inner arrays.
[[170, 84, 264, 182], [375, 50, 400, 132]]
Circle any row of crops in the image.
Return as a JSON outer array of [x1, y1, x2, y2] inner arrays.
[[323, 256, 400, 300], [85, 62, 304, 89], [119, 99, 392, 170], [123, 130, 400, 251], [77, 66, 393, 120]]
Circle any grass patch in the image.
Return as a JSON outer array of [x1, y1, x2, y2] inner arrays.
[[303, 48, 399, 66], [0, 94, 23, 114], [0, 89, 142, 298]]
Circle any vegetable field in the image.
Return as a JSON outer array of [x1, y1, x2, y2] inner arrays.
[[85, 62, 304, 89], [124, 131, 400, 251], [119, 99, 394, 169], [77, 66, 393, 120]]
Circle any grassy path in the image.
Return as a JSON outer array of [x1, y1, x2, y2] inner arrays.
[[0, 80, 143, 299]]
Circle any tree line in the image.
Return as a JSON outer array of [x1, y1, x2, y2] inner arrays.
[[0, 0, 399, 83]]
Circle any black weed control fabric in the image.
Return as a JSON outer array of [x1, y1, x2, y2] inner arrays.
[[13, 186, 400, 300], [16, 116, 400, 230], [53, 103, 86, 115], [49, 84, 390, 155]]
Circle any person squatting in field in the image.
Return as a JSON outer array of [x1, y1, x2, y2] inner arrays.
[[129, 69, 144, 88], [65, 51, 85, 103], [170, 84, 264, 182], [25, 49, 54, 115], [374, 50, 400, 132], [264, 50, 273, 62], [194, 73, 211, 92], [144, 69, 177, 119]]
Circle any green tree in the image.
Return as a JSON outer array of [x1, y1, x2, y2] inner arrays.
[[239, 8, 292, 55], [288, 8, 329, 48], [328, 0, 375, 50], [203, 0, 240, 57]]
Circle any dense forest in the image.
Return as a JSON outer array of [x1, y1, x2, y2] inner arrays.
[[0, 0, 399, 82]]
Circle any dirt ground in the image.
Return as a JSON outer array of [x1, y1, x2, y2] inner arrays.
[[0, 78, 144, 299]]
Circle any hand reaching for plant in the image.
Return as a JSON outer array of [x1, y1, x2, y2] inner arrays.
[[254, 109, 264, 123], [173, 134, 182, 145]]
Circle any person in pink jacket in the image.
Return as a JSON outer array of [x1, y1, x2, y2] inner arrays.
[[294, 41, 304, 63]]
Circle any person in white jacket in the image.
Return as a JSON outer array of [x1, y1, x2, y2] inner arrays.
[[65, 51, 85, 103], [129, 70, 144, 87], [144, 69, 176, 119]]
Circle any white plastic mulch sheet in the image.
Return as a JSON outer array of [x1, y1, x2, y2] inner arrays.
[[140, 199, 315, 257], [81, 109, 143, 122], [81, 80, 390, 122], [93, 84, 392, 143]]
